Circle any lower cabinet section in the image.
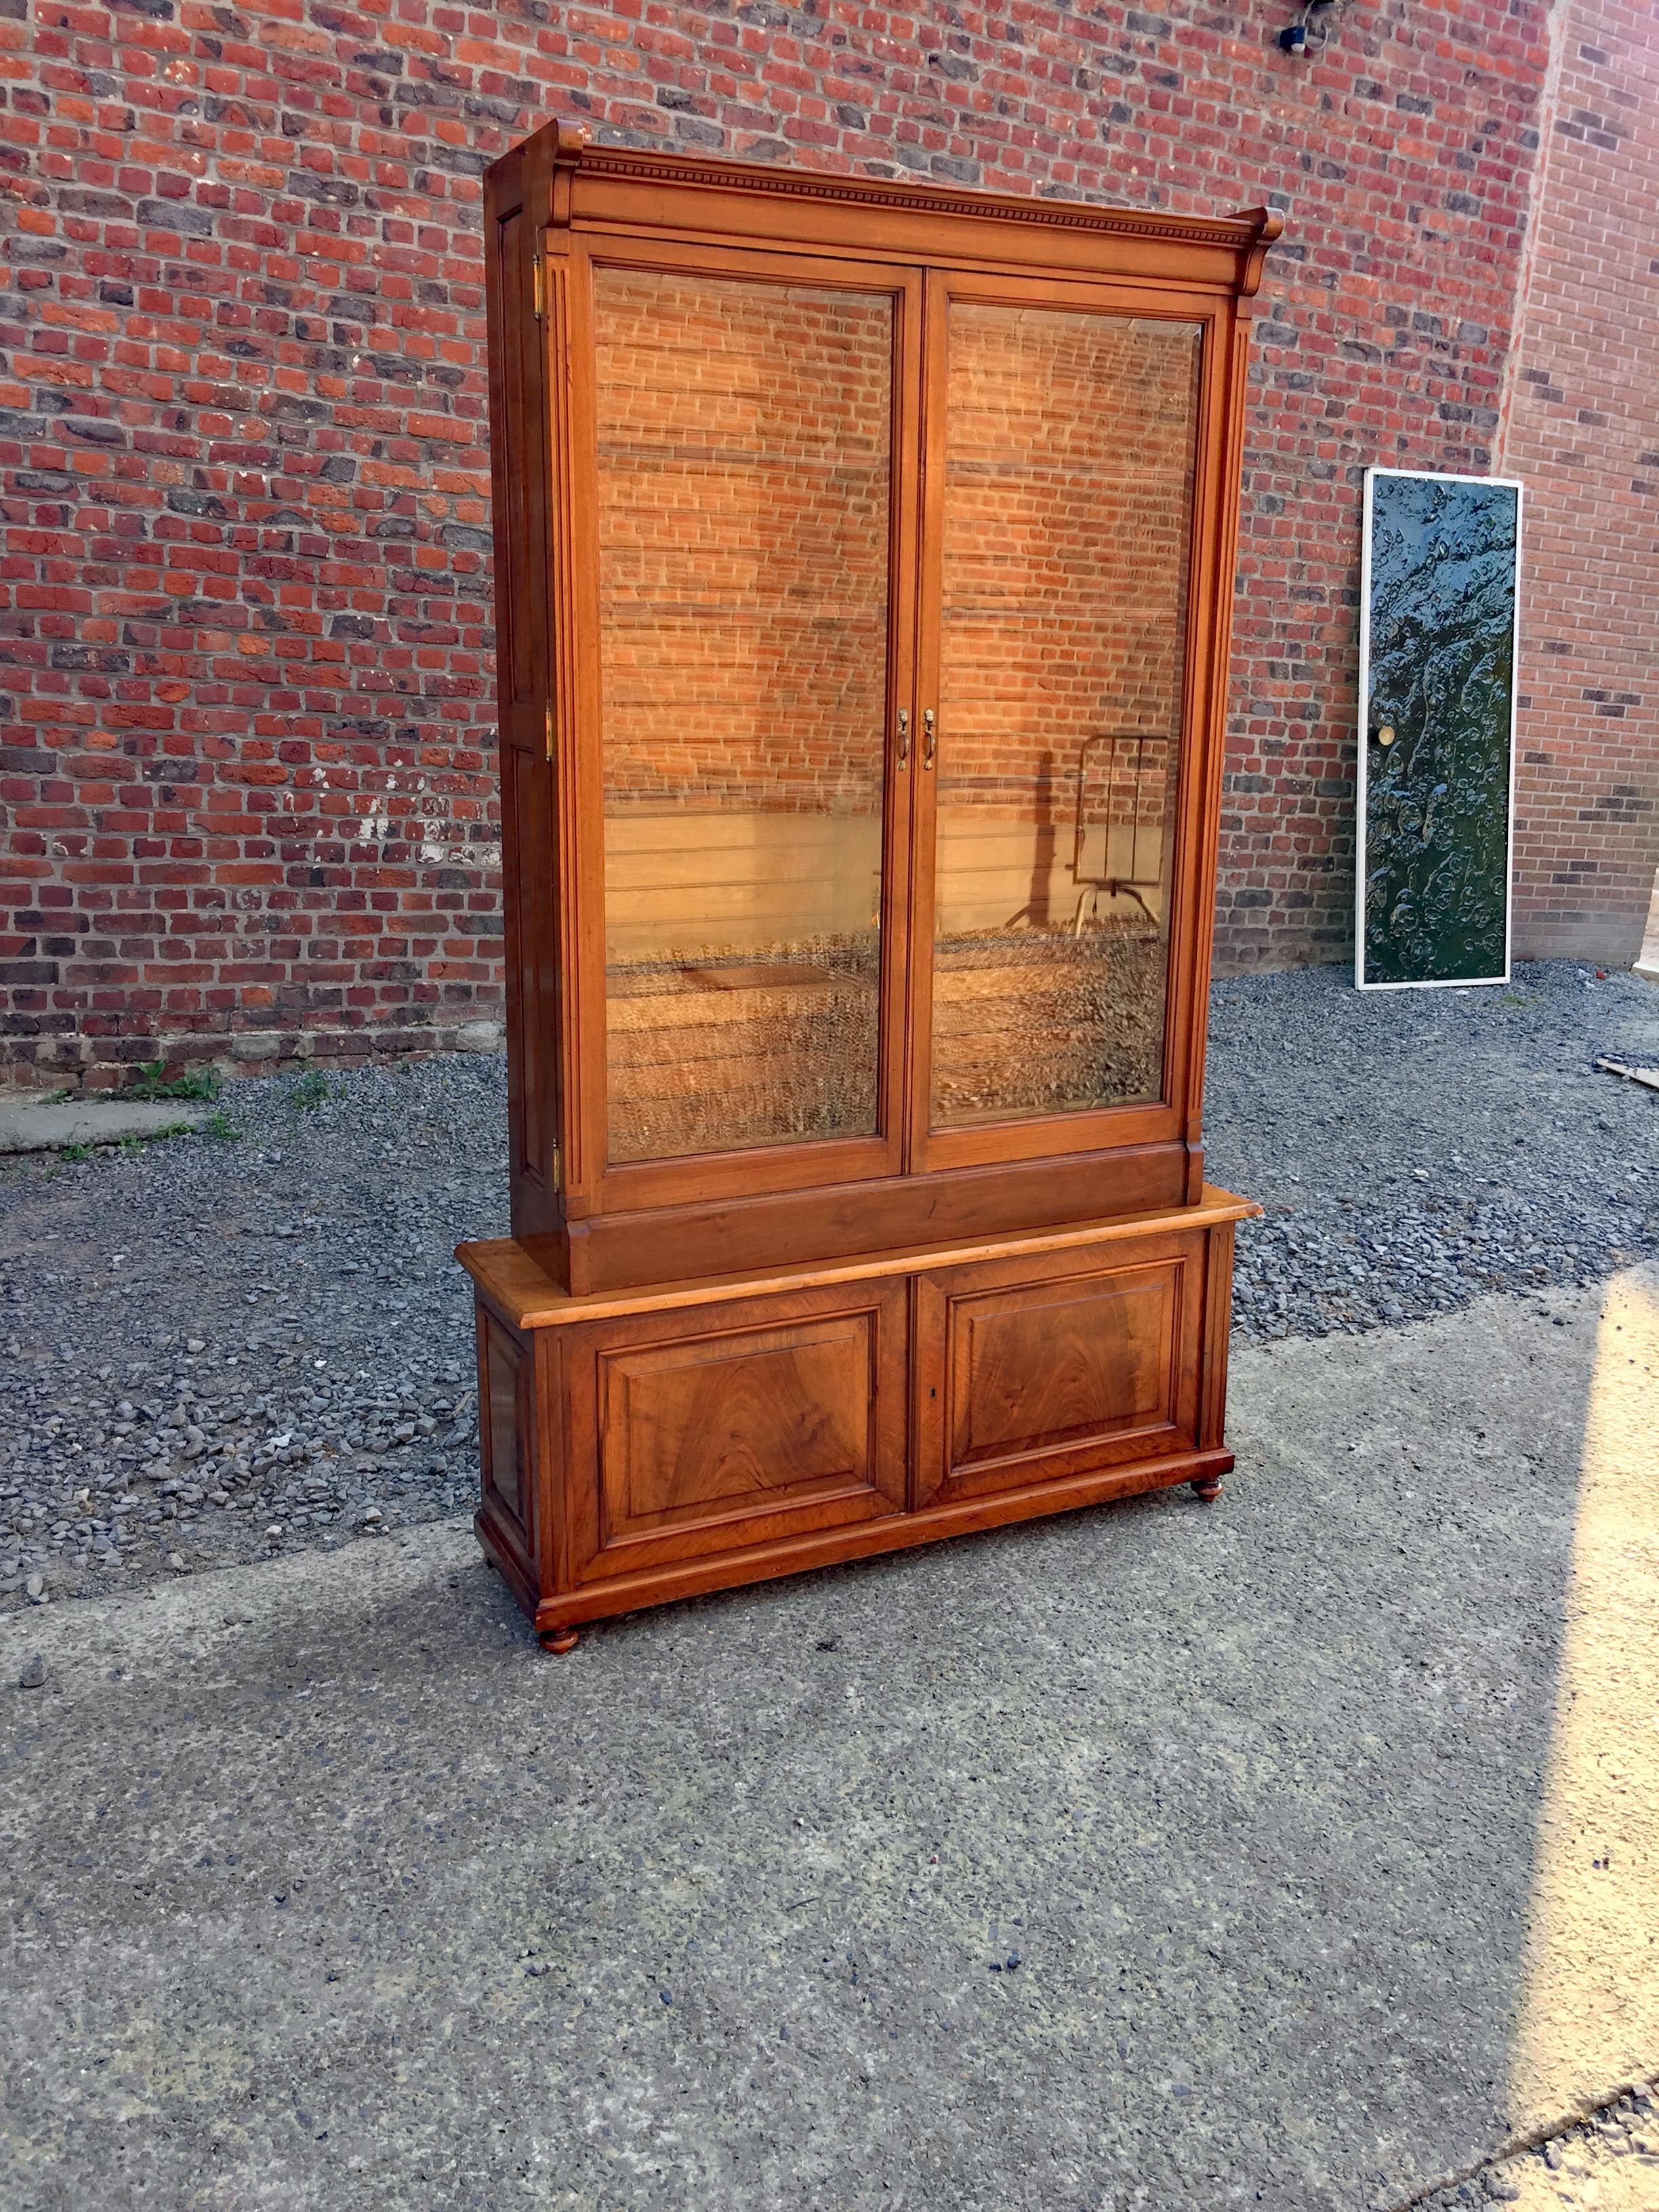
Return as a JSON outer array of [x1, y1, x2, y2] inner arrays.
[[462, 1192, 1249, 1643]]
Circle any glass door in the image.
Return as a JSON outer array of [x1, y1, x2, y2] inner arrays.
[[586, 248, 920, 1195], [911, 276, 1208, 1167]]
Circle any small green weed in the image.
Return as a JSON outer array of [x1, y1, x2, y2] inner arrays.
[[121, 1058, 222, 1103], [203, 1109, 238, 1142], [289, 1069, 332, 1111], [60, 1141, 94, 1164]]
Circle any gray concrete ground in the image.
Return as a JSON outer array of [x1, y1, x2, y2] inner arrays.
[[0, 1094, 212, 1155], [3, 1266, 1656, 2212]]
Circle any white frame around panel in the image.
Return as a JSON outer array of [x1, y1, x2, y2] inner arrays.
[[1355, 466, 1523, 992]]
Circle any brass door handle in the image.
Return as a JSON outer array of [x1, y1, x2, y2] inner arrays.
[[922, 707, 937, 769], [896, 706, 910, 769]]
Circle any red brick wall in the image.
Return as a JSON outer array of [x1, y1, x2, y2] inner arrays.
[[0, 0, 1572, 1084], [1496, 0, 1659, 966]]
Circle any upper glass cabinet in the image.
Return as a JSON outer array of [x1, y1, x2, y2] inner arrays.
[[593, 265, 897, 1166], [486, 131, 1275, 1282], [577, 252, 1213, 1185]]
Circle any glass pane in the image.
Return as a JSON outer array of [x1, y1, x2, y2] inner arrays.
[[594, 267, 893, 1164], [931, 304, 1202, 1128], [1361, 472, 1517, 985]]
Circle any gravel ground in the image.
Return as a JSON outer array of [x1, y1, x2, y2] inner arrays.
[[0, 1054, 508, 1612], [1210, 960, 1659, 1344], [1, 958, 1654, 1614]]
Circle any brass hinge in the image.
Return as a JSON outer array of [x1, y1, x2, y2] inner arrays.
[[544, 699, 554, 762], [532, 235, 545, 323]]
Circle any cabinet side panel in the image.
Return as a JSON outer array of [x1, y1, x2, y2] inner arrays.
[[505, 743, 558, 1195], [487, 149, 562, 1245], [487, 169, 552, 730], [1198, 1217, 1238, 1450], [476, 1303, 539, 1599], [493, 203, 536, 709], [481, 1311, 527, 1524]]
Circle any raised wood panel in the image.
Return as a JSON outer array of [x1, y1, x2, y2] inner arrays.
[[951, 1268, 1175, 1466], [570, 1280, 907, 1578], [916, 1235, 1203, 1506], [607, 1318, 869, 1521], [478, 1309, 530, 1535]]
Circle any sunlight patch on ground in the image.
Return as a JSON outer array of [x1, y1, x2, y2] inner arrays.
[[1506, 2146, 1659, 2209], [1510, 1265, 1659, 2135]]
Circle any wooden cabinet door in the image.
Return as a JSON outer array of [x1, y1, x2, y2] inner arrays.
[[914, 1232, 1203, 1508], [567, 240, 924, 1219], [907, 269, 1228, 1178], [567, 1277, 908, 1584]]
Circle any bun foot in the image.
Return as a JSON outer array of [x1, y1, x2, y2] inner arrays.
[[538, 1624, 579, 1655], [1190, 1475, 1223, 1503]]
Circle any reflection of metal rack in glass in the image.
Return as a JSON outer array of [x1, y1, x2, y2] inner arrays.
[[1071, 732, 1168, 935]]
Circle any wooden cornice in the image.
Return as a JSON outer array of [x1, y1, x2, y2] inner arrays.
[[537, 121, 1284, 268]]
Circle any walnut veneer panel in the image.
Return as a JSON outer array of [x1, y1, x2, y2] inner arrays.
[[569, 1281, 907, 1581], [951, 1268, 1176, 1462], [916, 1236, 1201, 1506]]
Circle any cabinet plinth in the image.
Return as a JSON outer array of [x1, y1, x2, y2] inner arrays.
[[468, 123, 1275, 1637]]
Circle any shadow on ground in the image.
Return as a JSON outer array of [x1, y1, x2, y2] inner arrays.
[[2, 1267, 1655, 2211]]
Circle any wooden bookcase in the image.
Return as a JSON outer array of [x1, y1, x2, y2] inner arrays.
[[459, 123, 1277, 1651]]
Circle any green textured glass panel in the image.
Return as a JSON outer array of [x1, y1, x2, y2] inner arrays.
[[1361, 472, 1517, 986]]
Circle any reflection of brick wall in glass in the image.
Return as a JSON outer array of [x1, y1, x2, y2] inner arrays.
[[933, 307, 1200, 1128], [594, 268, 893, 1164]]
